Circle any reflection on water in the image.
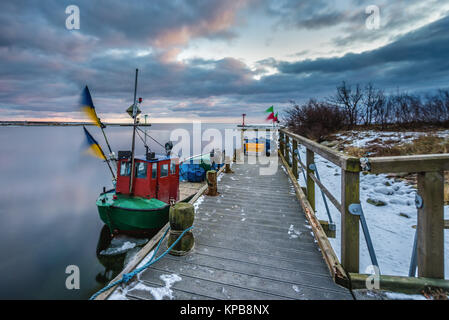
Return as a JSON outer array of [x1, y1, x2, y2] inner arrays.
[[0, 123, 233, 299], [95, 225, 158, 286]]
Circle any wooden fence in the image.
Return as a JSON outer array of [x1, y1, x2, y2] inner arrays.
[[278, 128, 449, 291]]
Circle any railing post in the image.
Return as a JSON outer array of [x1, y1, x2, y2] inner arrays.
[[417, 171, 444, 279], [306, 148, 315, 211], [238, 129, 245, 162], [341, 165, 360, 273], [266, 128, 271, 156], [292, 139, 298, 179], [279, 131, 285, 157], [285, 135, 290, 166]]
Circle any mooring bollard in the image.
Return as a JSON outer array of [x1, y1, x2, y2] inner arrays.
[[225, 156, 234, 173], [167, 203, 195, 256], [206, 170, 218, 196], [233, 149, 237, 163]]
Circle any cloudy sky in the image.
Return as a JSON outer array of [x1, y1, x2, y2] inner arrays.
[[1, 0, 449, 123]]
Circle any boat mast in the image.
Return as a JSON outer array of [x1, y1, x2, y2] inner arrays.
[[129, 68, 139, 194]]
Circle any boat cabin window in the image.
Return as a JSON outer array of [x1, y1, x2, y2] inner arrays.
[[160, 164, 169, 177], [151, 163, 157, 179], [120, 161, 131, 176], [170, 161, 176, 175], [136, 162, 147, 178]]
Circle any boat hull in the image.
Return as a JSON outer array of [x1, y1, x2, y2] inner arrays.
[[97, 191, 170, 233]]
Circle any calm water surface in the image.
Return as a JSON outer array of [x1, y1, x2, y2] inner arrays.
[[0, 123, 235, 299]]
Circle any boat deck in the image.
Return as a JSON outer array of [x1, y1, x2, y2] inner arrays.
[[179, 181, 204, 202], [110, 157, 352, 300]]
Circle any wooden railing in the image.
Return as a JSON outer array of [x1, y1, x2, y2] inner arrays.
[[279, 128, 449, 283]]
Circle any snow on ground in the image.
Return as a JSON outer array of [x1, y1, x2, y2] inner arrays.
[[335, 129, 449, 149], [193, 195, 205, 211], [136, 249, 156, 268], [294, 145, 449, 279], [288, 224, 302, 239], [383, 292, 427, 300], [108, 273, 181, 300], [127, 274, 182, 300]]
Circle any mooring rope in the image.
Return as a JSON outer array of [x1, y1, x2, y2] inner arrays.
[[89, 225, 193, 300]]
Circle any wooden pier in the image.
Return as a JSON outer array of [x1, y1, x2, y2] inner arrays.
[[98, 127, 449, 300], [104, 156, 352, 300]]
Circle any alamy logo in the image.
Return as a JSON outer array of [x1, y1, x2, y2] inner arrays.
[[65, 5, 80, 30], [365, 5, 380, 30], [65, 265, 80, 290]]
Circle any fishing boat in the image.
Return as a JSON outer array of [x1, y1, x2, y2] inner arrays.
[[97, 152, 180, 234], [81, 69, 222, 236]]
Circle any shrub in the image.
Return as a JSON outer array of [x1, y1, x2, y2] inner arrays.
[[285, 99, 347, 141]]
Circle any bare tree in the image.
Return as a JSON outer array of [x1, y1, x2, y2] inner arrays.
[[361, 83, 378, 125], [329, 81, 363, 127]]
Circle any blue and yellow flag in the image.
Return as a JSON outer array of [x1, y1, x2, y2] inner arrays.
[[83, 126, 106, 160], [80, 86, 102, 127]]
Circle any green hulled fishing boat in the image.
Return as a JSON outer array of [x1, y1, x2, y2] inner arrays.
[[81, 69, 182, 235], [97, 192, 169, 232]]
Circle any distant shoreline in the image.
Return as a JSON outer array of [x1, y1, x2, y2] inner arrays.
[[0, 121, 151, 127]]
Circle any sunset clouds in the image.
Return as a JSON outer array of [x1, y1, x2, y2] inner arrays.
[[0, 0, 448, 122]]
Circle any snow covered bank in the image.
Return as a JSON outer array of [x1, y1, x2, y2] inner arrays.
[[334, 129, 449, 150]]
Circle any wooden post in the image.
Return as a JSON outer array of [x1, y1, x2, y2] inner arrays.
[[233, 149, 236, 163], [206, 170, 218, 196], [266, 128, 271, 157], [225, 156, 234, 173], [306, 148, 315, 211], [417, 171, 444, 279], [341, 169, 360, 273], [254, 129, 259, 158], [167, 203, 195, 256], [285, 135, 290, 166], [238, 129, 245, 162], [279, 131, 284, 158], [292, 139, 298, 179]]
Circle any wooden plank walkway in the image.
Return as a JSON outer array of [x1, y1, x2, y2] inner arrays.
[[120, 159, 353, 300]]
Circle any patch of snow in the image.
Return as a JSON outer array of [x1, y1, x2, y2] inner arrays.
[[135, 249, 156, 268], [108, 287, 129, 300], [128, 274, 182, 300], [384, 292, 427, 300], [288, 224, 302, 239], [222, 287, 231, 299], [193, 195, 205, 210], [292, 285, 302, 294]]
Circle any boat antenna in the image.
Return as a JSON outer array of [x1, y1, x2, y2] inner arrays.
[[99, 121, 114, 160], [129, 68, 139, 194]]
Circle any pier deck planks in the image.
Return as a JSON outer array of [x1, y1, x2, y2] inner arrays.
[[120, 159, 353, 300]]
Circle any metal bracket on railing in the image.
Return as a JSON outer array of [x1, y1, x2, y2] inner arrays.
[[408, 228, 418, 277], [415, 193, 423, 209], [295, 148, 307, 184], [409, 194, 422, 277], [360, 157, 371, 172], [348, 203, 380, 271], [309, 163, 336, 231]]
